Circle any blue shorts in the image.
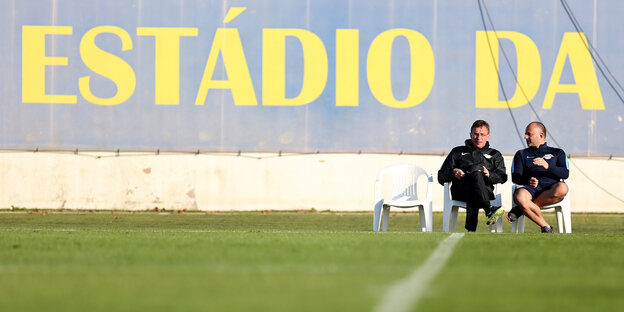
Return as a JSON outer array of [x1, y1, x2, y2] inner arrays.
[[514, 182, 562, 202]]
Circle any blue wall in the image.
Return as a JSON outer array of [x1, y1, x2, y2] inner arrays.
[[2, 0, 623, 155]]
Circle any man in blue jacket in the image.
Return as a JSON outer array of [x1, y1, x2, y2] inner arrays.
[[509, 121, 569, 233], [438, 120, 507, 232]]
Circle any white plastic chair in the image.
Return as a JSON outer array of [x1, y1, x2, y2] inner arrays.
[[510, 184, 572, 233], [442, 182, 503, 232], [373, 164, 433, 232]]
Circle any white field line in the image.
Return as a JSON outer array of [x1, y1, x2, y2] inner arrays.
[[373, 233, 465, 312]]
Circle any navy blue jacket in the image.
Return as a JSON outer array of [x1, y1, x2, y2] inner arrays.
[[511, 143, 569, 187], [438, 139, 507, 186]]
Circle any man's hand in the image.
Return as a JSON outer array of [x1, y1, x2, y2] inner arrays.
[[529, 177, 539, 188], [453, 168, 465, 179], [533, 157, 549, 169], [479, 165, 490, 178]]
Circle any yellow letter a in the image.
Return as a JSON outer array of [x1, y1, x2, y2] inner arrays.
[[543, 32, 604, 110], [195, 28, 257, 106]]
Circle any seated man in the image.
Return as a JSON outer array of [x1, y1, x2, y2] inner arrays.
[[509, 121, 569, 233], [438, 120, 507, 232]]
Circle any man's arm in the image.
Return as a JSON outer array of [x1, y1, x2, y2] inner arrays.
[[487, 151, 507, 184], [437, 148, 457, 185], [511, 151, 526, 185], [548, 149, 570, 180]]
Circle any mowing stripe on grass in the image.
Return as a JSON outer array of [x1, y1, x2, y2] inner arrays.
[[0, 227, 417, 234], [0, 227, 375, 233], [373, 233, 464, 312]]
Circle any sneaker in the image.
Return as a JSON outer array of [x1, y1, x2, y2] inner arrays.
[[486, 207, 504, 225], [541, 225, 554, 233], [507, 206, 522, 223]]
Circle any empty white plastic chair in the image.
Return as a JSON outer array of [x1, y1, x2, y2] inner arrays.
[[373, 164, 433, 232], [510, 184, 572, 233], [442, 182, 503, 232]]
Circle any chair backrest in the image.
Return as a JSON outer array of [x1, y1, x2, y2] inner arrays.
[[375, 164, 432, 201]]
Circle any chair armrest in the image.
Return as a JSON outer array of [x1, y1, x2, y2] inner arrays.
[[374, 178, 382, 202], [425, 173, 434, 201], [443, 182, 452, 202]]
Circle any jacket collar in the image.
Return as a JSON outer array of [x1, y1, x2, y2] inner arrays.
[[528, 142, 548, 151]]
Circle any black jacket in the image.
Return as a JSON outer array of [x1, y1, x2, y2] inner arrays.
[[438, 139, 508, 186]]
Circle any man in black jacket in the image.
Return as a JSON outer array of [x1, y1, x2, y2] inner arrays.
[[508, 121, 569, 233], [438, 120, 507, 231]]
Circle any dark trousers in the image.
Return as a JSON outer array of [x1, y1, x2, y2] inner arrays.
[[450, 172, 495, 231]]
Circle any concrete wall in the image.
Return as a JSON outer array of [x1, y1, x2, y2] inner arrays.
[[0, 151, 622, 212]]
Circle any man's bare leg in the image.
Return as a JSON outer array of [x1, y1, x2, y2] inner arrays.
[[514, 188, 549, 227], [533, 182, 568, 207]]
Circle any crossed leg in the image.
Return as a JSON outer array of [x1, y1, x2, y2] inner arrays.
[[514, 182, 568, 228]]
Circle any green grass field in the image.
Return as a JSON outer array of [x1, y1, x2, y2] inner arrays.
[[1, 211, 623, 312]]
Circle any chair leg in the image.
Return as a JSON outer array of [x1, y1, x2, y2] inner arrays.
[[518, 215, 526, 232], [382, 206, 390, 232], [418, 203, 434, 233], [555, 207, 564, 234], [443, 204, 451, 232], [563, 206, 572, 234], [487, 218, 503, 233], [426, 202, 433, 232], [450, 206, 459, 232], [511, 219, 518, 233], [373, 200, 383, 231], [418, 206, 426, 232]]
